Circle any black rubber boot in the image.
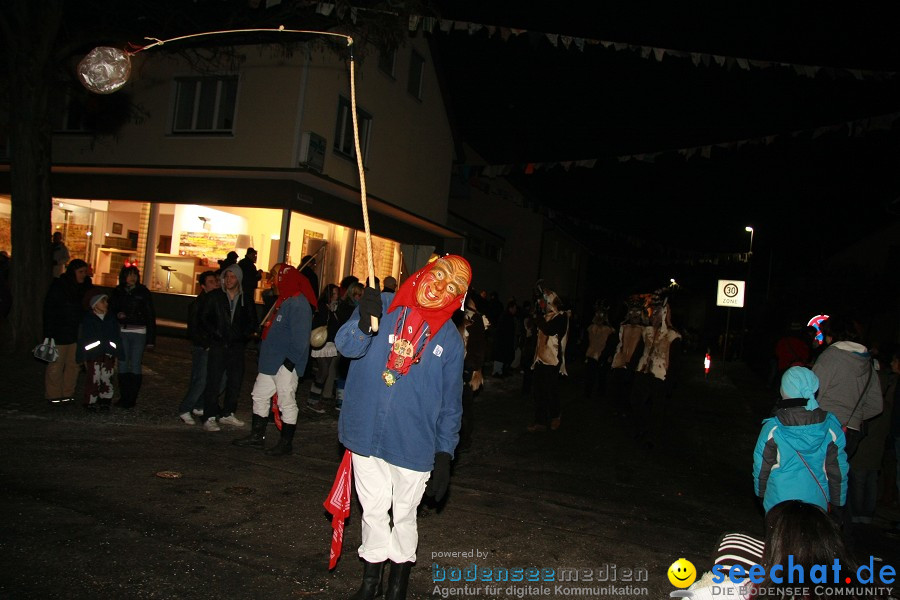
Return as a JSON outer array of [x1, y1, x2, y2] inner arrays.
[[232, 414, 268, 449], [384, 561, 412, 600], [132, 373, 143, 406], [349, 560, 384, 600], [264, 423, 296, 456], [116, 374, 135, 408]]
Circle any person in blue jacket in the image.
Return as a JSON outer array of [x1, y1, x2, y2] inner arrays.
[[753, 366, 849, 514], [76, 290, 125, 411], [233, 264, 316, 456], [336, 255, 472, 600]]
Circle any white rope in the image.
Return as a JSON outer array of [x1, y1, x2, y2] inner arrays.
[[129, 25, 351, 54], [349, 54, 378, 332]]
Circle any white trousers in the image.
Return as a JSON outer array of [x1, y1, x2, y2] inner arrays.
[[250, 365, 299, 424], [352, 453, 430, 563]]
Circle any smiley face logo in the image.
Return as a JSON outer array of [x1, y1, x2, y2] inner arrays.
[[667, 558, 697, 588]]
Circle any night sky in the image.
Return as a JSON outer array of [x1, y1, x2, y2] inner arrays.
[[427, 2, 900, 256]]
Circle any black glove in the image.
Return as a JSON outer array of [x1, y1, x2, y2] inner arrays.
[[357, 286, 382, 334], [283, 358, 295, 372], [424, 452, 452, 502]]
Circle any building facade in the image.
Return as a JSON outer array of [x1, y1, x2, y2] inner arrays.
[[0, 33, 461, 321]]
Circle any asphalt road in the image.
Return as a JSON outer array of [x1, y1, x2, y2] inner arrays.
[[1, 336, 897, 600]]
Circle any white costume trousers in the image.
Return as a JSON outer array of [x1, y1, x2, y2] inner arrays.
[[352, 453, 430, 563], [250, 365, 299, 424]]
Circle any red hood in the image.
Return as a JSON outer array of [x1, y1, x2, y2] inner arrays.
[[387, 255, 471, 335], [278, 265, 317, 310]]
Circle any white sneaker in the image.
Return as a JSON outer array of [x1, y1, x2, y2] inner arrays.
[[202, 419, 221, 432], [191, 408, 204, 417], [219, 414, 245, 427], [306, 401, 326, 414], [179, 412, 195, 425]]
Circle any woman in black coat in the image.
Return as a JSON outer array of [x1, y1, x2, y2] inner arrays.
[[42, 259, 91, 403], [108, 265, 156, 408]]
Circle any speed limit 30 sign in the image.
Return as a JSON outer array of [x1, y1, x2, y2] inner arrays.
[[716, 280, 745, 307]]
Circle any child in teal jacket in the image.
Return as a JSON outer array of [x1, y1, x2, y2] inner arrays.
[[753, 366, 848, 513]]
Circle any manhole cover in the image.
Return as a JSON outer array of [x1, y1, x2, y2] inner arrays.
[[155, 470, 183, 479]]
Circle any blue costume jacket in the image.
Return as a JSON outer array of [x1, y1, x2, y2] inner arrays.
[[335, 296, 464, 472], [258, 295, 312, 376]]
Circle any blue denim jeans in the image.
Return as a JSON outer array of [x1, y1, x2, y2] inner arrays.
[[177, 346, 225, 415], [119, 332, 146, 375]]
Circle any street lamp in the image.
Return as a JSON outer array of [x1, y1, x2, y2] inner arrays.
[[739, 226, 754, 360]]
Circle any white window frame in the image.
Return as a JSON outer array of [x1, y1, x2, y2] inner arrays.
[[172, 75, 238, 134]]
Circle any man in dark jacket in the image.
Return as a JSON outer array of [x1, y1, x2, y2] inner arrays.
[[195, 264, 259, 431], [299, 254, 320, 299], [177, 270, 220, 425], [238, 247, 262, 302], [456, 295, 487, 452]]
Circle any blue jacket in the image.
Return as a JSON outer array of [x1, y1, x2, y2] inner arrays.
[[753, 401, 848, 512], [76, 312, 125, 363], [335, 298, 464, 472], [258, 295, 312, 376]]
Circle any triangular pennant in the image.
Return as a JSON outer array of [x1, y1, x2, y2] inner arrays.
[[323, 449, 353, 570]]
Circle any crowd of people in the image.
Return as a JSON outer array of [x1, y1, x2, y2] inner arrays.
[[685, 313, 897, 600], [41, 254, 158, 410], [34, 232, 899, 599]]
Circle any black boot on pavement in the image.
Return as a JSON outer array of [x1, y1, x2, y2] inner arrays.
[[384, 561, 412, 600], [132, 373, 143, 406], [115, 373, 135, 408], [264, 423, 296, 456], [232, 414, 268, 449], [349, 560, 384, 600]]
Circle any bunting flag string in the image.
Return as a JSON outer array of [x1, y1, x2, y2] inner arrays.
[[400, 11, 898, 82], [470, 110, 900, 175], [524, 204, 753, 266]]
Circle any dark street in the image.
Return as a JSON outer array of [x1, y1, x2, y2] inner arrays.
[[1, 336, 897, 599]]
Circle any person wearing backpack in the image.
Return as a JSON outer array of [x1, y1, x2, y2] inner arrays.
[[753, 366, 849, 515]]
